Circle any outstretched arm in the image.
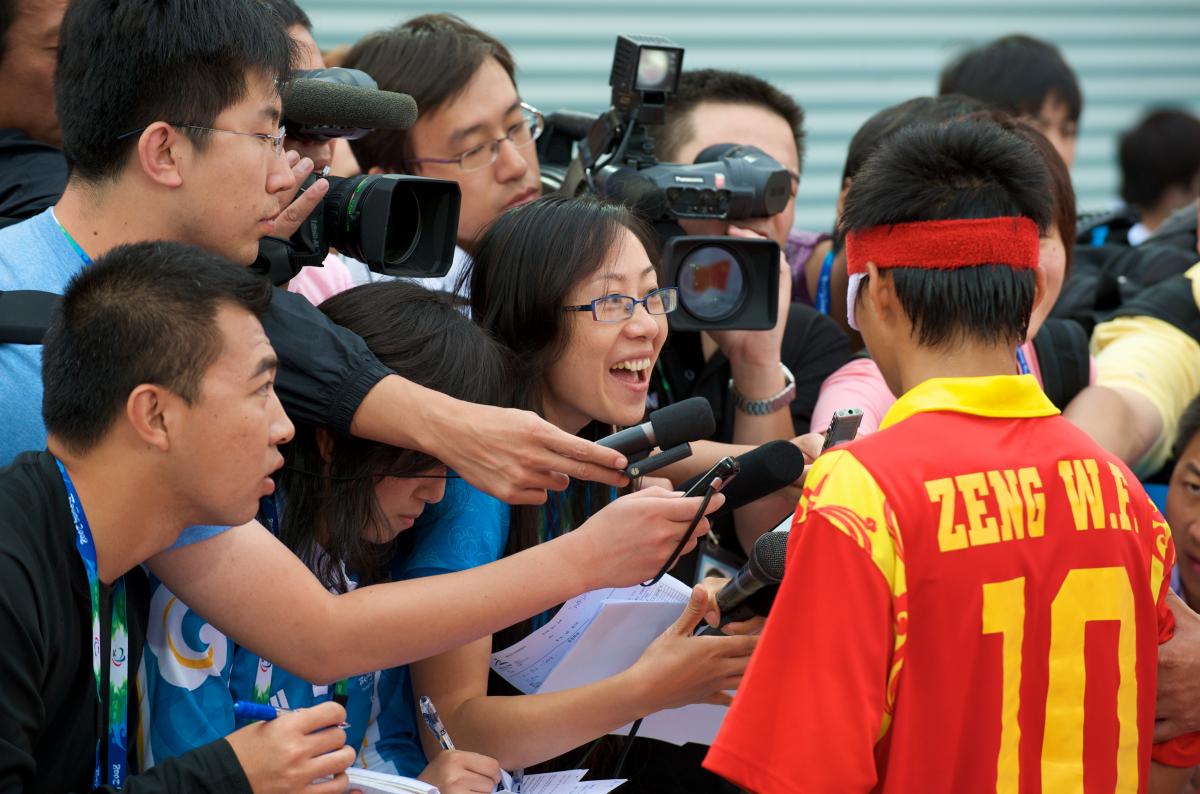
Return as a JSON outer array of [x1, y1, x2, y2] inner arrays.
[[148, 488, 721, 683]]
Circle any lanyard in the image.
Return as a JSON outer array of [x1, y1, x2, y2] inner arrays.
[[55, 459, 128, 788], [50, 207, 94, 266], [815, 249, 834, 315], [1016, 346, 1031, 376]]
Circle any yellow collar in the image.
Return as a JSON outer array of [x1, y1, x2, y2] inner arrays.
[[879, 374, 1059, 430]]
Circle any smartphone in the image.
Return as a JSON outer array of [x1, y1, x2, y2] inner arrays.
[[821, 407, 863, 452]]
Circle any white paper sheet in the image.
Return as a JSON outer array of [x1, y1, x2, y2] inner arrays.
[[495, 767, 624, 793], [491, 577, 692, 694], [538, 600, 729, 746]]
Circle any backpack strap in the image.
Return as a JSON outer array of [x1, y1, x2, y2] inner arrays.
[[1032, 318, 1091, 410]]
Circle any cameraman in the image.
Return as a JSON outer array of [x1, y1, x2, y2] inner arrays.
[[649, 69, 850, 542], [316, 14, 543, 300]]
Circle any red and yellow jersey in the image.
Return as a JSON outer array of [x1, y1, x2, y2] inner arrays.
[[705, 375, 1200, 793]]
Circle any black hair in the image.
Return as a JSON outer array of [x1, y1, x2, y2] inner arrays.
[[656, 68, 806, 172], [965, 110, 1077, 276], [842, 118, 1051, 347], [470, 195, 658, 413], [841, 95, 986, 186], [55, 0, 294, 181], [261, 0, 311, 32], [1176, 395, 1200, 460], [280, 281, 511, 592], [344, 14, 516, 171], [1120, 108, 1200, 212], [469, 195, 655, 648], [939, 34, 1082, 123], [42, 241, 273, 453]]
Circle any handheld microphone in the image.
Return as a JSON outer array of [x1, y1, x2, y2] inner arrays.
[[678, 439, 806, 517], [715, 530, 789, 625], [282, 77, 418, 139], [0, 290, 62, 344], [597, 396, 715, 458]]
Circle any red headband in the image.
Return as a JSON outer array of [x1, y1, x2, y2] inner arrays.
[[845, 217, 1040, 275]]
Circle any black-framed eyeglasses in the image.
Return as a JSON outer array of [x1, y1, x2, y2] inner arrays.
[[116, 122, 287, 158], [405, 102, 544, 173], [562, 287, 679, 323]]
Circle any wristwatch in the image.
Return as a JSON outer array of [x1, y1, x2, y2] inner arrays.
[[729, 363, 796, 416]]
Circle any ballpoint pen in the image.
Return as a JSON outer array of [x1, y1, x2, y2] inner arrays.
[[232, 700, 350, 728], [418, 694, 456, 751]]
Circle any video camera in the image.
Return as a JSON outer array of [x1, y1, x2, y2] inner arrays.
[[254, 68, 461, 286], [544, 35, 790, 331]]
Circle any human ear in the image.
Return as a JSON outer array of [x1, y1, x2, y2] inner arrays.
[[864, 261, 893, 318], [136, 122, 185, 189], [1030, 264, 1048, 320], [126, 385, 173, 452]]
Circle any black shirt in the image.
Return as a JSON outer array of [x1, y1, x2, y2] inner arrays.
[[0, 129, 68, 226], [0, 452, 251, 793]]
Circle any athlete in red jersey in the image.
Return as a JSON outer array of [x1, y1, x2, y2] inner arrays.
[[705, 118, 1200, 793]]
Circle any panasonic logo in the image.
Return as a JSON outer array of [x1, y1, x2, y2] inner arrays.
[[673, 176, 705, 184]]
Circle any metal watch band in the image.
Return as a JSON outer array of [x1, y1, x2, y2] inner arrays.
[[729, 363, 796, 416]]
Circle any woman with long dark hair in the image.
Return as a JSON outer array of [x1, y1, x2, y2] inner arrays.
[[401, 196, 756, 786]]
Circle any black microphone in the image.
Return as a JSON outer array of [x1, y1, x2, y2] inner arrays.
[[597, 396, 715, 458], [0, 290, 62, 344], [282, 78, 418, 138], [715, 530, 789, 624], [678, 439, 806, 516]]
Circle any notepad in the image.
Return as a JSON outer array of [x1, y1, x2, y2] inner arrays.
[[344, 767, 439, 794]]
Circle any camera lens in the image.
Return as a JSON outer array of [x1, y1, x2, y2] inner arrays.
[[677, 244, 746, 322], [382, 185, 420, 266]]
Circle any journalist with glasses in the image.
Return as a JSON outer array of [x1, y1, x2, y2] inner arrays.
[[296, 16, 549, 302]]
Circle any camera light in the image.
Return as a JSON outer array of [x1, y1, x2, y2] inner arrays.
[[610, 34, 683, 98], [635, 48, 678, 92]]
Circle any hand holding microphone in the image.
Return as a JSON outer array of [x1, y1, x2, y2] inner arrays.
[[597, 396, 715, 477], [713, 530, 789, 627], [568, 486, 725, 590]]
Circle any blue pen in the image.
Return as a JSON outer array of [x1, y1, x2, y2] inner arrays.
[[511, 768, 524, 793], [418, 695, 456, 751], [232, 700, 350, 728]]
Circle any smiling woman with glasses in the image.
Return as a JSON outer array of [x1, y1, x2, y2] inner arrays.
[[388, 195, 751, 781], [563, 286, 680, 323]]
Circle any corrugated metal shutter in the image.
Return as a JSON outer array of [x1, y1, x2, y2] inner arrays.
[[305, 0, 1200, 233]]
